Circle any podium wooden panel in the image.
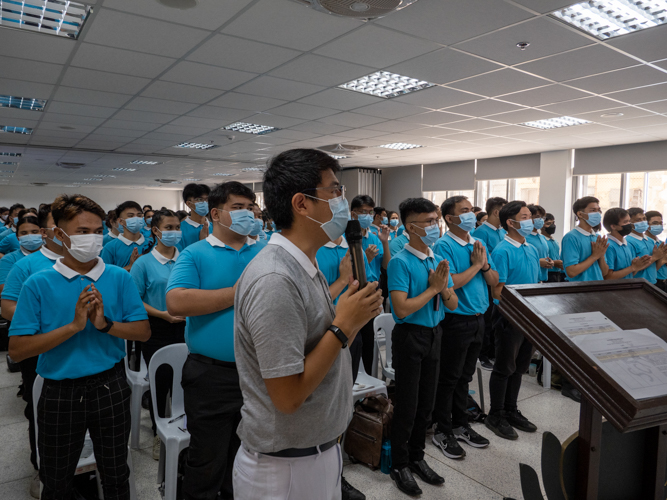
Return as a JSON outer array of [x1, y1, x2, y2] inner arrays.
[[499, 279, 667, 499]]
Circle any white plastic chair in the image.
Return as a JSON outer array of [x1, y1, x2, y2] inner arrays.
[[373, 313, 395, 382], [353, 360, 388, 401], [149, 343, 190, 500], [32, 376, 137, 500], [124, 342, 150, 450]]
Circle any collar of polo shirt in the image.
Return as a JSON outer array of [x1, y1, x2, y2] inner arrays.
[[324, 239, 349, 249], [575, 226, 595, 236], [608, 235, 627, 246], [404, 243, 434, 261], [183, 217, 210, 228], [504, 234, 527, 248], [627, 232, 647, 241], [483, 221, 501, 231], [206, 233, 256, 249], [40, 246, 61, 260], [447, 231, 475, 247], [118, 233, 145, 246], [269, 233, 318, 278], [151, 246, 179, 265], [53, 257, 105, 281]]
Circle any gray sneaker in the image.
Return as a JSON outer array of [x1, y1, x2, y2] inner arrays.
[[432, 432, 466, 459]]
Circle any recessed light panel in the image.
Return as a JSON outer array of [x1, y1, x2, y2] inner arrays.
[[174, 143, 220, 150], [378, 143, 424, 150], [130, 160, 161, 165], [213, 173, 236, 176], [113, 167, 137, 172], [224, 122, 278, 135], [0, 152, 21, 157], [339, 71, 435, 99], [241, 167, 266, 172], [0, 125, 33, 134], [0, 169, 14, 172], [329, 154, 348, 160], [0, 0, 93, 40], [551, 0, 667, 40], [183, 178, 201, 181], [0, 161, 17, 165], [520, 116, 592, 130], [82, 178, 103, 181], [0, 94, 46, 111], [93, 174, 115, 178]]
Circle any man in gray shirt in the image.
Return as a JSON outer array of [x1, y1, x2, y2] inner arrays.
[[234, 149, 383, 500]]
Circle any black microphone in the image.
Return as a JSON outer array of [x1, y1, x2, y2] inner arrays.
[[345, 220, 367, 289]]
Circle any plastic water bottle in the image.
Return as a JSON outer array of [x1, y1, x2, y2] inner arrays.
[[529, 363, 537, 377], [380, 439, 392, 474]]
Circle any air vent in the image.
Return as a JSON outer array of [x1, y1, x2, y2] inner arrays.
[[156, 0, 199, 9], [317, 144, 366, 155], [155, 179, 181, 184], [57, 162, 86, 169], [292, 0, 420, 20], [31, 182, 48, 186]]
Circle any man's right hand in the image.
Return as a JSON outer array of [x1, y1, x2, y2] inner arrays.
[[591, 236, 608, 259], [470, 241, 485, 269], [334, 279, 383, 338], [631, 255, 652, 272], [365, 244, 379, 262], [428, 260, 450, 294], [339, 251, 353, 282], [72, 285, 93, 332], [162, 311, 186, 323]]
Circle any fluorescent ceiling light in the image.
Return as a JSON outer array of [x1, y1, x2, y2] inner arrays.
[[93, 174, 115, 178], [329, 154, 348, 160], [520, 116, 592, 129], [130, 160, 161, 165], [0, 152, 21, 157], [82, 178, 103, 181], [0, 169, 14, 172], [339, 71, 435, 99], [0, 125, 32, 134], [0, 94, 46, 111], [113, 167, 136, 172], [0, 0, 93, 40], [213, 173, 236, 176], [241, 167, 266, 172], [378, 143, 424, 150], [174, 143, 220, 150], [0, 161, 17, 165], [224, 122, 278, 135], [551, 0, 667, 39], [183, 178, 202, 181]]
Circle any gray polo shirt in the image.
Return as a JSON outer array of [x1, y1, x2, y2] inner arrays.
[[234, 233, 353, 453]]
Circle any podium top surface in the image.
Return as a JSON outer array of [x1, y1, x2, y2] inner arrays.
[[499, 279, 667, 432]]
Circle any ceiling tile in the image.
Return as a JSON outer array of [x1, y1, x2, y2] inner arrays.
[[486, 108, 561, 124], [386, 48, 502, 85], [607, 24, 667, 63], [208, 92, 287, 111], [52, 87, 133, 108], [507, 0, 582, 14], [365, 121, 419, 133], [233, 76, 325, 101], [376, 0, 533, 45], [354, 101, 426, 119], [168, 116, 231, 130], [538, 96, 625, 115], [606, 83, 667, 105], [103, 120, 162, 132], [222, 0, 360, 51], [567, 65, 667, 94], [600, 114, 667, 129], [297, 88, 380, 111], [186, 106, 254, 122], [113, 109, 179, 124], [160, 61, 256, 91], [269, 103, 339, 120], [269, 54, 375, 87], [319, 112, 388, 127], [288, 121, 350, 135], [241, 113, 305, 128], [392, 85, 483, 109], [397, 111, 472, 126], [124, 97, 199, 115], [140, 81, 224, 104], [83, 8, 210, 58], [0, 79, 54, 100], [46, 102, 118, 119], [0, 55, 63, 85], [516, 45, 638, 82], [501, 84, 589, 107], [314, 24, 441, 68], [60, 67, 151, 94], [71, 43, 176, 79], [41, 114, 108, 128], [0, 28, 75, 64], [444, 99, 526, 117], [432, 131, 496, 141], [448, 68, 550, 97], [653, 59, 667, 71], [637, 100, 667, 114], [444, 118, 507, 131]]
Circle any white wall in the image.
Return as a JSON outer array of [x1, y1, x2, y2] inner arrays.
[[539, 150, 574, 242], [0, 186, 183, 212]]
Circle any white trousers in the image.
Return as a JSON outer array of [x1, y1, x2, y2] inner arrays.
[[233, 442, 343, 500]]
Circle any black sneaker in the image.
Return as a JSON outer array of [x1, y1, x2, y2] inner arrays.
[[506, 410, 537, 433], [432, 432, 466, 459], [454, 425, 490, 448], [485, 412, 518, 440], [480, 359, 494, 371], [341, 476, 365, 500]]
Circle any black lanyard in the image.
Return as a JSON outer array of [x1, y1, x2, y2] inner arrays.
[[419, 255, 440, 311]]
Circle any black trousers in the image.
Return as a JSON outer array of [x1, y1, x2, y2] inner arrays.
[[489, 310, 534, 414], [433, 314, 484, 433], [359, 319, 375, 376], [479, 287, 496, 360], [390, 322, 442, 469], [20, 354, 39, 471], [656, 279, 667, 292], [350, 333, 363, 384], [547, 272, 565, 283], [38, 363, 132, 500], [141, 316, 186, 435], [182, 354, 242, 500]]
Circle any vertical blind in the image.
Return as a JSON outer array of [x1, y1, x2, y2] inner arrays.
[[358, 168, 382, 205]]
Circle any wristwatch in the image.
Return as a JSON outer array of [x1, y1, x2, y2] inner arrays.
[[481, 264, 491, 273], [329, 325, 348, 348], [97, 316, 114, 334]]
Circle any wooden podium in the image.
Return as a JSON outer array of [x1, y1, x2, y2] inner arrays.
[[499, 279, 667, 500]]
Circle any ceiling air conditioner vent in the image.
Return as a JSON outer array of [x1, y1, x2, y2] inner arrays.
[[317, 144, 366, 155], [57, 162, 86, 169], [31, 182, 48, 186], [155, 179, 181, 184], [292, 0, 420, 20]]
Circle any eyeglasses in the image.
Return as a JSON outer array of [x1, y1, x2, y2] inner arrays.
[[302, 185, 345, 198], [411, 219, 439, 227]]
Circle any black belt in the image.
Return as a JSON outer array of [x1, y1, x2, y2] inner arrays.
[[265, 438, 339, 458], [189, 353, 236, 369]]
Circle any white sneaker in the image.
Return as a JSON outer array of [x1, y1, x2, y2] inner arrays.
[[153, 435, 161, 461], [29, 471, 40, 499]]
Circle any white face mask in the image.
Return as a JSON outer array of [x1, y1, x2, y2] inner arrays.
[[61, 231, 104, 263]]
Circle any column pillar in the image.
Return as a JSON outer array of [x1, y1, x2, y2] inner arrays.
[[540, 150, 574, 241]]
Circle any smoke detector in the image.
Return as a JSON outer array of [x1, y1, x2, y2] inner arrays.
[[57, 162, 86, 169], [317, 144, 366, 155], [292, 0, 420, 21]]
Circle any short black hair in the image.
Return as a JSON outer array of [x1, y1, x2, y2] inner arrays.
[[18, 208, 37, 220], [0, 207, 7, 213], [399, 198, 437, 225], [645, 210, 662, 221], [52, 194, 105, 226], [472, 206, 482, 212], [545, 212, 555, 222], [387, 210, 397, 220], [476, 211, 487, 223], [208, 181, 255, 210], [261, 209, 272, 223], [603, 207, 629, 232], [373, 206, 386, 215], [499, 200, 527, 231], [440, 195, 468, 219], [142, 204, 153, 211], [176, 210, 188, 221], [263, 149, 341, 230], [573, 196, 599, 216], [105, 209, 117, 229], [351, 195, 375, 211], [16, 216, 39, 232], [116, 201, 142, 217], [37, 204, 52, 229], [485, 197, 507, 215], [9, 203, 24, 214], [527, 204, 546, 217], [182, 183, 211, 203], [627, 207, 644, 219]]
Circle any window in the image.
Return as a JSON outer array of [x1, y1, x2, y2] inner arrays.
[[255, 192, 264, 210], [423, 190, 475, 210], [476, 177, 540, 212], [625, 172, 645, 209], [577, 174, 622, 213]]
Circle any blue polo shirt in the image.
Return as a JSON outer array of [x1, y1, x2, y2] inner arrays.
[[651, 237, 667, 280], [526, 231, 549, 282], [131, 247, 179, 312], [101, 234, 151, 268], [545, 237, 564, 276], [0, 227, 14, 242], [605, 236, 633, 279], [370, 224, 392, 241], [0, 233, 19, 254], [2, 247, 61, 301], [9, 258, 148, 380], [180, 217, 210, 249], [562, 227, 604, 282], [492, 236, 539, 286], [433, 232, 496, 316], [362, 230, 384, 282], [472, 222, 507, 253], [103, 232, 118, 246], [166, 234, 263, 362], [626, 233, 657, 284], [389, 232, 409, 257], [316, 239, 371, 304], [0, 248, 28, 285], [397, 225, 405, 237], [388, 244, 454, 328]]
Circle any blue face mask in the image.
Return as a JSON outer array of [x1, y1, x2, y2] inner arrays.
[[218, 209, 255, 236], [266, 222, 275, 232], [157, 229, 182, 247], [382, 217, 388, 225], [249, 218, 264, 237], [390, 219, 399, 228], [19, 234, 43, 251], [13, 217, 18, 225], [454, 212, 477, 233], [533, 218, 545, 230], [124, 216, 145, 234], [194, 201, 209, 217], [48, 227, 62, 247], [511, 219, 535, 237], [634, 220, 649, 233], [145, 218, 152, 226], [583, 211, 602, 228], [305, 194, 350, 241], [357, 214, 373, 229], [119, 225, 124, 234], [412, 223, 440, 247], [649, 224, 664, 236]]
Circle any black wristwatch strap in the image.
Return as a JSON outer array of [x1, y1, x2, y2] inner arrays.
[[481, 264, 491, 273], [98, 316, 114, 334], [329, 325, 348, 348]]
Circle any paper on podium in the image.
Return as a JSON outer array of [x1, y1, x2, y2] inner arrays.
[[548, 311, 622, 338], [572, 328, 667, 400]]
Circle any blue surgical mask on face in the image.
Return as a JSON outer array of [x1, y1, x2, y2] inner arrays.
[[511, 219, 535, 237], [218, 209, 255, 236], [533, 218, 545, 230], [13, 217, 18, 225], [305, 194, 350, 241], [634, 220, 649, 233], [194, 201, 209, 217], [382, 217, 388, 225], [124, 216, 145, 234], [157, 229, 182, 247], [249, 218, 264, 237], [455, 212, 477, 233], [649, 224, 664, 236], [412, 223, 440, 247], [390, 219, 399, 228], [357, 214, 373, 229], [19, 234, 43, 251], [583, 212, 602, 228], [145, 218, 152, 226], [49, 227, 62, 247]]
